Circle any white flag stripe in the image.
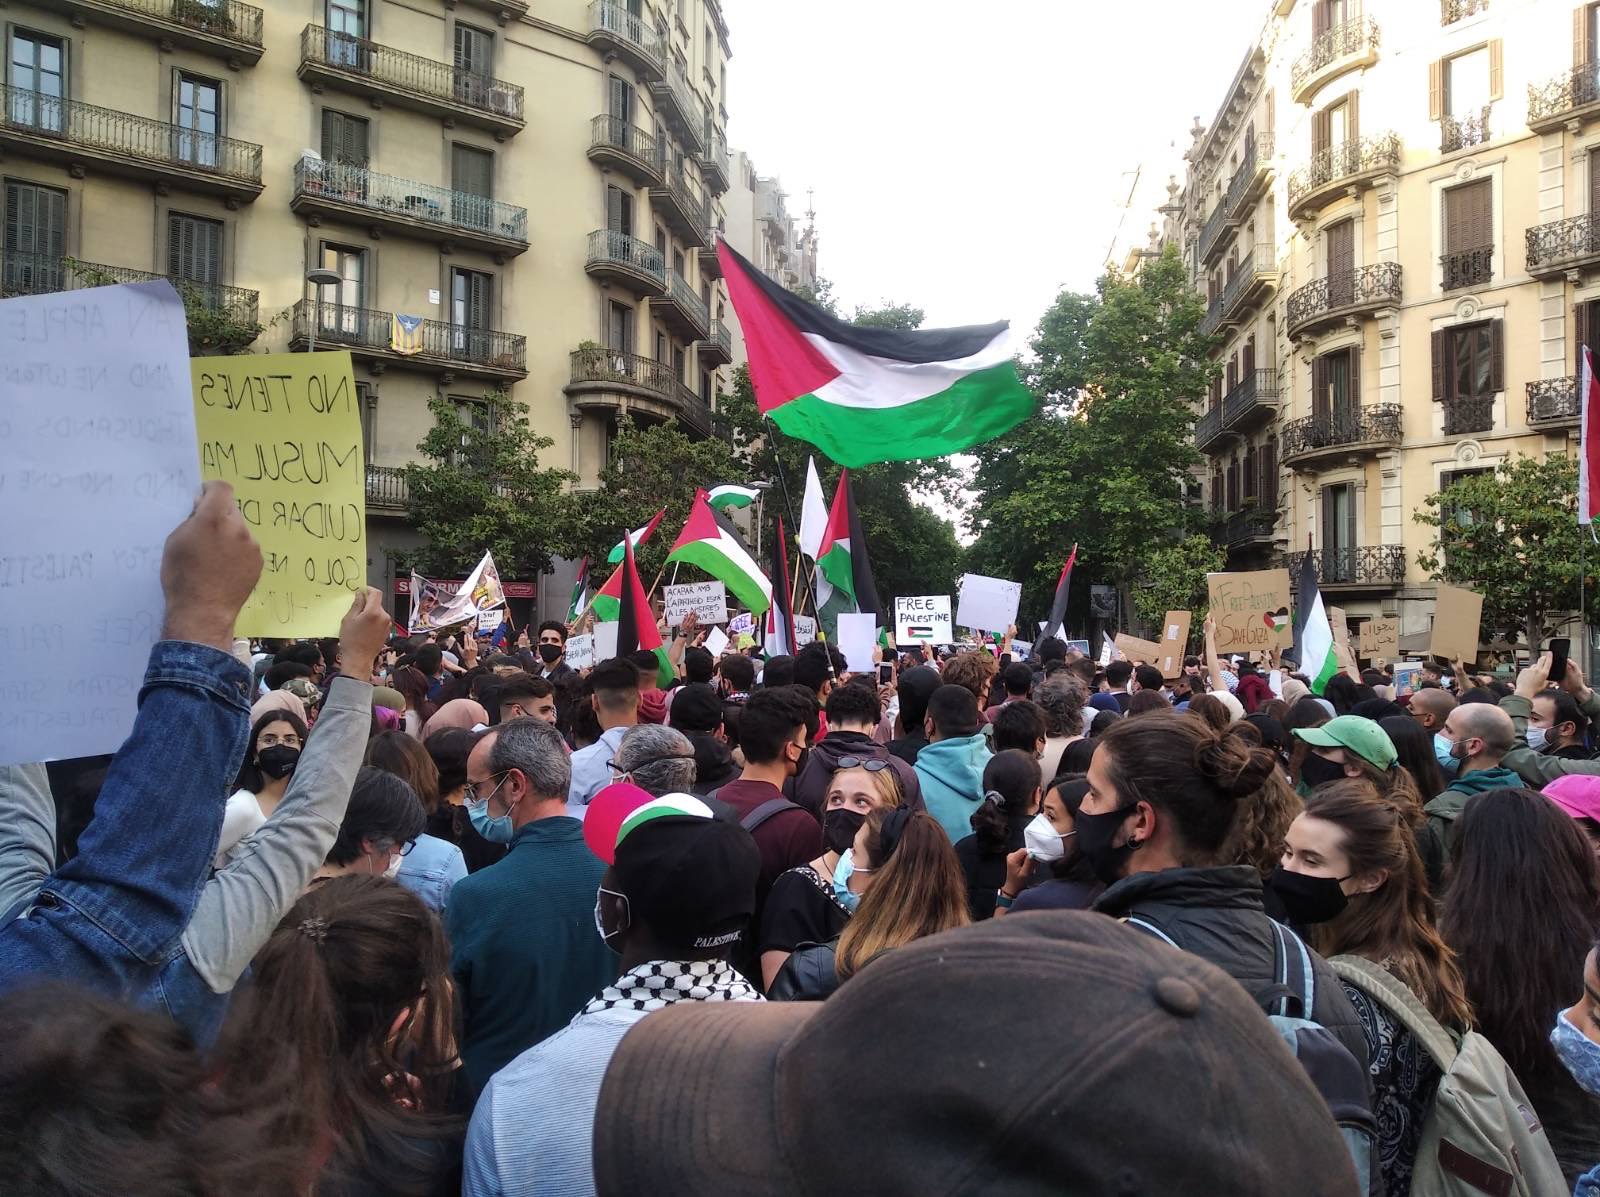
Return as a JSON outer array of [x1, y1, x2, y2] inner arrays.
[[803, 326, 1015, 411]]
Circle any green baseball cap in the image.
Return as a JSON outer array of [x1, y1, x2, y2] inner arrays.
[[1292, 715, 1397, 770]]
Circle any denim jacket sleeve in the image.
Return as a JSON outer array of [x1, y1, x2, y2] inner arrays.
[[182, 674, 372, 993], [0, 764, 56, 926], [0, 641, 251, 994]]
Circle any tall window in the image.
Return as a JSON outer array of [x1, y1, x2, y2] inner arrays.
[[326, 0, 366, 67], [454, 24, 493, 106], [451, 144, 493, 229], [1325, 218, 1354, 307], [607, 186, 633, 237], [321, 110, 369, 166], [4, 180, 66, 292], [607, 300, 634, 354], [175, 73, 220, 168], [1445, 48, 1489, 119], [9, 30, 65, 132], [672, 249, 685, 282], [1313, 347, 1359, 423], [1321, 483, 1356, 580], [1442, 177, 1493, 289], [1312, 0, 1352, 35], [672, 344, 686, 384], [1432, 319, 1501, 433], [451, 267, 492, 355], [608, 75, 633, 126], [317, 243, 366, 339], [167, 212, 222, 285]]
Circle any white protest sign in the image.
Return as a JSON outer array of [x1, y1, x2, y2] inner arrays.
[[564, 633, 596, 671], [663, 580, 728, 627], [593, 621, 619, 663], [1, 282, 200, 765], [894, 595, 953, 645], [477, 609, 502, 633], [956, 573, 1023, 634], [728, 612, 755, 636], [703, 626, 730, 657], [794, 614, 818, 646], [838, 613, 880, 674]]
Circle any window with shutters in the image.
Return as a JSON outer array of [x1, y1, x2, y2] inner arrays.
[[3, 180, 66, 293], [321, 110, 369, 167], [356, 382, 374, 465], [326, 0, 368, 69], [1226, 460, 1240, 511], [1313, 347, 1359, 428], [606, 186, 633, 239], [1211, 467, 1224, 511], [1321, 484, 1357, 580], [454, 25, 493, 108], [1442, 178, 1493, 289], [1577, 299, 1600, 376], [317, 243, 365, 339], [673, 344, 686, 384], [7, 30, 66, 133], [1243, 446, 1258, 502], [451, 144, 493, 229], [655, 331, 667, 363], [607, 300, 634, 354], [450, 268, 492, 357], [168, 213, 223, 288], [700, 370, 712, 404], [1432, 319, 1500, 434], [1325, 219, 1355, 307], [1260, 438, 1279, 507], [174, 73, 221, 169], [608, 75, 633, 126]]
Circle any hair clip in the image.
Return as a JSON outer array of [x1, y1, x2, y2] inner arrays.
[[298, 917, 329, 943]]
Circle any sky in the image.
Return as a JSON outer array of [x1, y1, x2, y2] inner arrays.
[[723, 0, 1262, 343]]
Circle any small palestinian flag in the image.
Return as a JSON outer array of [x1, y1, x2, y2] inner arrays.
[[665, 490, 772, 615], [566, 557, 590, 624], [707, 484, 760, 512], [717, 240, 1034, 467], [592, 565, 621, 623], [616, 533, 673, 687], [1039, 543, 1077, 642], [607, 508, 666, 565], [815, 469, 881, 616]]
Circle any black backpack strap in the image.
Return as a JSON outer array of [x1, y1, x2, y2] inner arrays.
[[740, 797, 801, 834]]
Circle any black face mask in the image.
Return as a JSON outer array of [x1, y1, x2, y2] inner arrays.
[[256, 744, 300, 780], [822, 807, 867, 855], [538, 643, 563, 664], [1074, 802, 1140, 886], [1298, 752, 1348, 791], [1265, 866, 1350, 926]]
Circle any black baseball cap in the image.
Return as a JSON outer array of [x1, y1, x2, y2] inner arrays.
[[612, 811, 759, 954], [669, 683, 724, 734]]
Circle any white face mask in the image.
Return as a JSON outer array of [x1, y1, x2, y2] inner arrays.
[[1527, 726, 1549, 752], [384, 852, 403, 878], [1024, 813, 1070, 862]]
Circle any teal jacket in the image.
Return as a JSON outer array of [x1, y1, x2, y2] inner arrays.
[[914, 733, 993, 845], [1419, 766, 1524, 890]]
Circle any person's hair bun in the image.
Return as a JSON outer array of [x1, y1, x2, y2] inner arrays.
[[1195, 729, 1277, 800]]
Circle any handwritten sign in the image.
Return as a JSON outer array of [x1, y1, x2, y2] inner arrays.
[[1429, 584, 1483, 663], [564, 632, 596, 671], [664, 579, 728, 627], [1114, 633, 1164, 664], [728, 612, 755, 636], [956, 573, 1022, 634], [191, 350, 365, 637], [1158, 611, 1192, 679], [1360, 617, 1399, 659], [794, 614, 818, 646], [895, 595, 953, 644], [1206, 569, 1293, 654], [592, 621, 619, 663], [1, 282, 200, 764]]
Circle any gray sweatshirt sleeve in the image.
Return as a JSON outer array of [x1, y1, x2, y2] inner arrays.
[[181, 675, 372, 992], [0, 764, 56, 921], [1500, 693, 1600, 787]]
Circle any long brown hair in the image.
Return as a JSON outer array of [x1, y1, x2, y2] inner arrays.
[[366, 729, 442, 814], [1301, 780, 1473, 1029], [836, 811, 969, 980]]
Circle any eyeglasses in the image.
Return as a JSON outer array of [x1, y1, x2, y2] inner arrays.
[[258, 733, 301, 748], [466, 770, 509, 803], [835, 756, 890, 772], [607, 755, 691, 777]]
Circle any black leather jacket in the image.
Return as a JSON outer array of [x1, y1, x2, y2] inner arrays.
[[766, 940, 839, 1002]]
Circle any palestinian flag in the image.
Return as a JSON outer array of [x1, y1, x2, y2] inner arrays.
[[765, 517, 797, 657], [717, 240, 1034, 467], [708, 484, 760, 512], [1293, 551, 1338, 695], [1582, 345, 1600, 524], [1039, 543, 1077, 642], [592, 565, 622, 623], [665, 489, 772, 615], [566, 557, 590, 624], [815, 469, 880, 616], [607, 508, 666, 565], [616, 534, 674, 687]]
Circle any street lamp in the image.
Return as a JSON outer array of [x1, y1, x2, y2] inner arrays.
[[304, 266, 342, 354]]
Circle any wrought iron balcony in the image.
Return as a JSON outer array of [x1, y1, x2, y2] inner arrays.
[[292, 158, 528, 258], [587, 1, 662, 80], [35, 0, 264, 64], [649, 162, 709, 245], [1195, 403, 1227, 453], [650, 58, 705, 153], [1225, 506, 1278, 548], [650, 270, 710, 339], [699, 317, 733, 366], [1441, 245, 1493, 292], [1291, 17, 1380, 103], [1218, 253, 1279, 325], [700, 131, 730, 194], [1198, 295, 1225, 337], [1223, 369, 1279, 433], [1441, 106, 1492, 153], [1198, 200, 1230, 266], [1442, 395, 1494, 436], [2, 250, 259, 327], [588, 115, 661, 186], [298, 25, 524, 137], [365, 465, 410, 512], [1529, 65, 1600, 132], [1285, 262, 1402, 340], [289, 299, 527, 380], [1527, 377, 1580, 428], [1288, 133, 1401, 223], [0, 85, 262, 202], [568, 346, 712, 437], [697, 231, 723, 279], [1526, 213, 1600, 277], [1225, 133, 1275, 221], [1441, 0, 1488, 23], [584, 229, 666, 295], [1281, 404, 1403, 468], [676, 382, 712, 437], [1287, 546, 1407, 589]]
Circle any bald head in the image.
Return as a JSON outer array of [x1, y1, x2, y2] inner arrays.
[[1443, 701, 1515, 769], [1409, 687, 1456, 731]]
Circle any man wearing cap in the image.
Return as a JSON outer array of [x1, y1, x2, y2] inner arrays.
[[463, 796, 762, 1197]]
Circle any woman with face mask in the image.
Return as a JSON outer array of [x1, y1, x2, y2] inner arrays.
[[1553, 941, 1600, 1196], [951, 750, 1041, 921], [312, 767, 429, 883], [213, 710, 309, 868], [1270, 780, 1472, 1197], [756, 761, 902, 992], [994, 775, 1103, 914]]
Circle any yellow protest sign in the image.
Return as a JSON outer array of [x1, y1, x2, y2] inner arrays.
[[191, 351, 366, 637]]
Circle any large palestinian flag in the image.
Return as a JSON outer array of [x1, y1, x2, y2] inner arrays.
[[616, 534, 674, 687], [815, 469, 880, 617], [717, 241, 1034, 467], [665, 490, 772, 615]]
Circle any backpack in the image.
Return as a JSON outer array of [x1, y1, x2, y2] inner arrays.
[[1126, 915, 1380, 1197], [1330, 955, 1568, 1197]]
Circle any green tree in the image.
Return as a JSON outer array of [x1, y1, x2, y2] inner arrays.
[[1132, 534, 1227, 628], [1414, 454, 1599, 649], [403, 392, 580, 579]]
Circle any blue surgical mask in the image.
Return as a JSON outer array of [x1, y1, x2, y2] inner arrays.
[[1552, 1011, 1600, 1097], [832, 848, 864, 914], [1434, 732, 1460, 777], [1526, 726, 1549, 753], [468, 798, 516, 844]]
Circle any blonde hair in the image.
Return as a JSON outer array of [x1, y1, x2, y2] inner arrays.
[[835, 810, 969, 980], [827, 762, 904, 809]]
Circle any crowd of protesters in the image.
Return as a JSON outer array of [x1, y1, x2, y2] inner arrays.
[[7, 487, 1600, 1195]]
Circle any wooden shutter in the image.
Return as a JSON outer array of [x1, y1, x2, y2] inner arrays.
[[1243, 337, 1256, 375], [466, 271, 490, 328], [1589, 147, 1600, 215], [1326, 219, 1354, 276], [1579, 6, 1591, 66], [609, 75, 632, 122], [1313, 355, 1329, 418], [1262, 439, 1278, 505], [1347, 90, 1360, 140], [455, 25, 491, 75], [1244, 447, 1257, 500], [452, 144, 492, 198], [1445, 179, 1492, 253], [1349, 347, 1362, 406], [1313, 107, 1332, 156], [1488, 39, 1503, 101], [167, 214, 220, 283], [1429, 60, 1444, 122], [320, 111, 368, 166], [1227, 355, 1239, 391], [1489, 320, 1504, 392], [1432, 329, 1449, 400], [1314, 0, 1331, 37], [607, 186, 632, 236], [5, 182, 66, 258], [1578, 302, 1592, 377]]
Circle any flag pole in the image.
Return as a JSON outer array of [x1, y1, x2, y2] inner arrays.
[[645, 563, 668, 602], [762, 416, 831, 669]]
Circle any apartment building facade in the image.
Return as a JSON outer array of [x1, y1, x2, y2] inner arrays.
[[0, 0, 738, 599], [1155, 0, 1591, 650], [721, 146, 817, 366]]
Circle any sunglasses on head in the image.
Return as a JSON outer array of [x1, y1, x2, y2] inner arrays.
[[835, 756, 890, 772]]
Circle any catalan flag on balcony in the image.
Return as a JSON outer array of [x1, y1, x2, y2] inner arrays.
[[716, 240, 1035, 466], [391, 312, 425, 356]]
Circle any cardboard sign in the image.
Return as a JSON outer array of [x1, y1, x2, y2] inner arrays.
[[1206, 569, 1293, 654], [794, 614, 818, 646], [1360, 617, 1400, 659], [838, 613, 879, 673], [592, 622, 619, 663], [1429, 584, 1483, 662], [192, 350, 366, 637], [1327, 605, 1354, 663], [564, 632, 596, 671], [728, 612, 755, 636], [664, 580, 728, 627], [955, 573, 1022, 634], [1157, 611, 1192, 679], [1114, 633, 1164, 664], [894, 595, 953, 645], [703, 626, 730, 657], [1, 282, 200, 765]]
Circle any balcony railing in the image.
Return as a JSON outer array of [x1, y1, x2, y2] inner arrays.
[[299, 25, 524, 129], [676, 382, 712, 437], [701, 317, 732, 361], [1223, 368, 1279, 431], [292, 158, 528, 248], [587, 0, 662, 75], [1441, 105, 1492, 153], [1198, 200, 1229, 264], [1287, 546, 1407, 588], [1225, 507, 1278, 547], [701, 130, 730, 191], [1526, 213, 1600, 275], [290, 299, 526, 375], [0, 84, 263, 191], [56, 0, 264, 57], [1195, 403, 1226, 452], [1441, 245, 1493, 291], [366, 465, 410, 511], [650, 59, 705, 150], [650, 162, 709, 243], [1441, 0, 1488, 23], [1, 250, 259, 325], [588, 114, 660, 183], [1291, 18, 1381, 99], [585, 228, 666, 290], [1288, 133, 1401, 219], [1224, 133, 1274, 219], [568, 346, 675, 403], [1529, 65, 1600, 130], [1281, 404, 1403, 464], [1285, 262, 1403, 339], [1528, 377, 1580, 427], [1443, 395, 1494, 435], [1218, 253, 1275, 321], [652, 270, 710, 339], [1199, 295, 1225, 337]]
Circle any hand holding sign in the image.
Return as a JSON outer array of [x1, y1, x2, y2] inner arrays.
[[160, 481, 265, 652]]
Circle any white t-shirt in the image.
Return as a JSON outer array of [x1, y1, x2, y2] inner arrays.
[[213, 788, 266, 869]]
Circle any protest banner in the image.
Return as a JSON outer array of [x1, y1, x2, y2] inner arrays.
[[1206, 569, 1293, 654], [1360, 617, 1400, 659], [794, 614, 818, 646], [664, 580, 729, 627], [894, 595, 954, 644], [702, 626, 730, 657], [1157, 611, 1192, 679], [408, 552, 506, 633], [838, 613, 880, 673], [1114, 633, 1164, 664], [191, 350, 366, 637], [1, 282, 200, 765], [956, 573, 1022, 634], [564, 633, 596, 671], [1429, 584, 1484, 663], [728, 612, 755, 636]]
